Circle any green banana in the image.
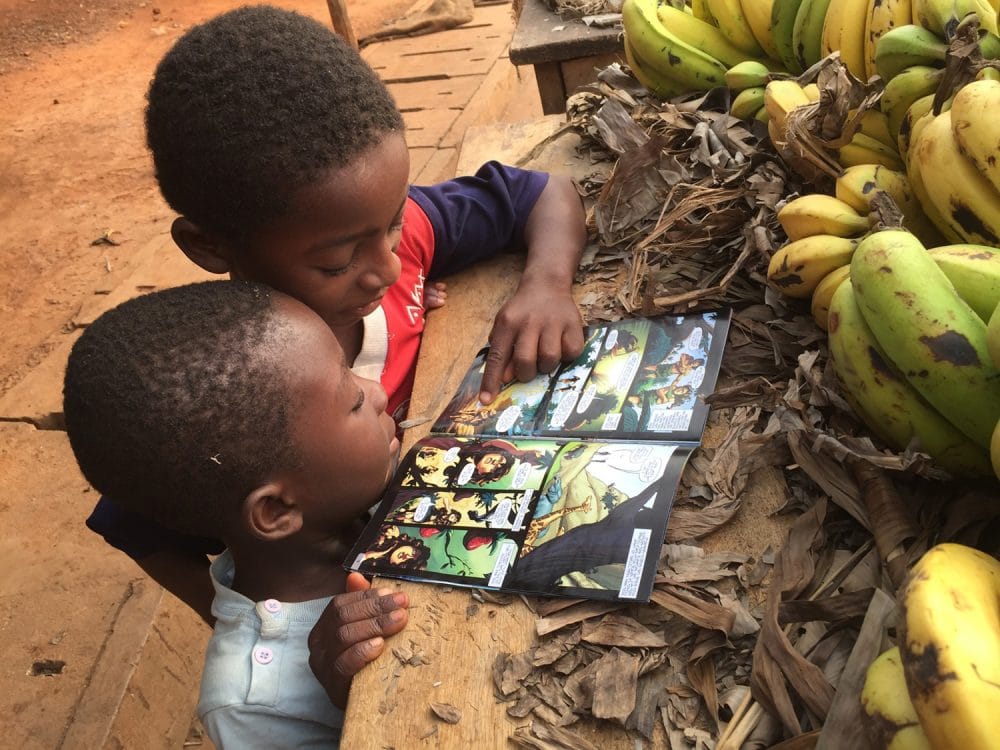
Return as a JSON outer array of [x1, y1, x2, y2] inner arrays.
[[850, 228, 1000, 449], [622, 0, 729, 96], [896, 92, 935, 166], [828, 278, 992, 474], [725, 59, 773, 90], [912, 0, 998, 38], [771, 0, 807, 73], [879, 65, 943, 142], [864, 0, 914, 80], [731, 85, 767, 118], [705, 0, 766, 55], [929, 244, 1000, 321], [874, 24, 947, 82], [792, 0, 835, 69]]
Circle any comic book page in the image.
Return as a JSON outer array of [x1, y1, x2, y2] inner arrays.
[[346, 436, 692, 602], [429, 310, 731, 443]]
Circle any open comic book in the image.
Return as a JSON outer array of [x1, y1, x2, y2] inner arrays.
[[346, 310, 732, 602]]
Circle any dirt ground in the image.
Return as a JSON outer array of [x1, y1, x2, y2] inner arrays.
[[0, 0, 413, 399]]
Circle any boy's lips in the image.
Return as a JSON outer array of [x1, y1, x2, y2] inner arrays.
[[355, 295, 384, 316]]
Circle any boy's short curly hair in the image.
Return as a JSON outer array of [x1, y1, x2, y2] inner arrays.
[[146, 5, 405, 244], [64, 281, 299, 538]]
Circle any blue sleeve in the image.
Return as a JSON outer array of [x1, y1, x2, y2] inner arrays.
[[87, 495, 225, 560], [410, 161, 549, 279]]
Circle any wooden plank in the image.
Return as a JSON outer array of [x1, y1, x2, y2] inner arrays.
[[561, 52, 623, 96], [368, 47, 501, 80], [414, 146, 459, 185], [403, 108, 464, 148], [510, 0, 622, 66], [325, 0, 358, 49], [533, 60, 568, 115], [389, 74, 486, 112]]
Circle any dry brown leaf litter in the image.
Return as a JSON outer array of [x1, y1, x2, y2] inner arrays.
[[484, 61, 999, 748]]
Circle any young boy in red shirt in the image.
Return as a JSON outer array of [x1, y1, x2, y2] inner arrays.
[[86, 5, 588, 623], [64, 280, 412, 747]]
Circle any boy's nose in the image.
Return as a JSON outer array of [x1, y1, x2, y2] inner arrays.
[[359, 239, 402, 291], [366, 378, 389, 414]]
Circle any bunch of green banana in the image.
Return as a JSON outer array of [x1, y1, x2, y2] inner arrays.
[[928, 244, 1000, 320], [861, 646, 933, 750], [911, 0, 998, 38], [621, 0, 728, 98], [835, 163, 943, 246], [792, 0, 836, 70], [874, 22, 1000, 83], [850, 228, 1000, 450], [705, 0, 766, 57], [771, 0, 808, 72], [827, 278, 992, 473], [907, 105, 1000, 247], [879, 65, 944, 143], [897, 543, 1000, 749]]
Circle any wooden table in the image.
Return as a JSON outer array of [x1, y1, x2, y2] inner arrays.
[[510, 0, 623, 114], [340, 116, 792, 747]]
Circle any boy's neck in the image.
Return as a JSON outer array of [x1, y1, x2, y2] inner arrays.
[[227, 537, 352, 603], [336, 320, 364, 367]]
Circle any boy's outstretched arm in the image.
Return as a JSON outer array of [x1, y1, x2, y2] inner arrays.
[[308, 573, 409, 709], [479, 174, 586, 404]]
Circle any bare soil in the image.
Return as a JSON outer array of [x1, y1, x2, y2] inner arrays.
[[0, 0, 413, 397]]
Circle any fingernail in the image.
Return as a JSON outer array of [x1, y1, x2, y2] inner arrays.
[[366, 637, 384, 652], [388, 609, 405, 623], [391, 592, 407, 607], [376, 587, 393, 597]]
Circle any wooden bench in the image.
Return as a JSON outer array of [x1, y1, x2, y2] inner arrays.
[[510, 0, 623, 114]]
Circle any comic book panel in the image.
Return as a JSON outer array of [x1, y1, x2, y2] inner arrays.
[[430, 349, 555, 437], [350, 524, 517, 586], [383, 489, 533, 531], [398, 436, 561, 492], [506, 442, 684, 599], [543, 319, 653, 432]]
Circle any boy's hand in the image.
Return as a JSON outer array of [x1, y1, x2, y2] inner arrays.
[[479, 279, 583, 405], [424, 281, 447, 310], [307, 573, 409, 709]]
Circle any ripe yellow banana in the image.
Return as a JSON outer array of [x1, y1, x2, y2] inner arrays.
[[731, 85, 768, 118], [771, 0, 808, 72], [767, 234, 857, 297], [692, 0, 716, 23], [906, 129, 965, 243], [928, 244, 1000, 321], [740, 0, 784, 61], [656, 3, 764, 68], [828, 279, 993, 473], [764, 78, 812, 129], [810, 263, 850, 330], [705, 0, 766, 55], [851, 228, 1000, 448], [899, 543, 1000, 750], [950, 78, 1000, 198], [863, 0, 913, 81], [861, 647, 933, 750], [896, 92, 935, 166], [838, 131, 905, 171], [778, 194, 870, 239], [874, 24, 948, 83], [834, 164, 943, 246], [821, 0, 870, 78], [857, 108, 895, 148], [624, 39, 685, 99], [910, 108, 1000, 247], [879, 65, 944, 144], [792, 0, 835, 69], [622, 0, 729, 96], [912, 0, 998, 37]]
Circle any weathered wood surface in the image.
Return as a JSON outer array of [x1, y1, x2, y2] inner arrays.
[[509, 0, 622, 65]]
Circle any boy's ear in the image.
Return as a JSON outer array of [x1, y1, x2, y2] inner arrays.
[[171, 217, 233, 275], [243, 482, 303, 541]]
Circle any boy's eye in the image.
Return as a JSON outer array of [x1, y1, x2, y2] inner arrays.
[[321, 265, 350, 277]]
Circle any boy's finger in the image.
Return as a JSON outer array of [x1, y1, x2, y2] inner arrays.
[[336, 590, 408, 626], [334, 636, 387, 678], [479, 334, 514, 404], [335, 607, 408, 650], [345, 572, 371, 593]]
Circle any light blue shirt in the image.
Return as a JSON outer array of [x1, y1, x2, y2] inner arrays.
[[198, 552, 344, 749]]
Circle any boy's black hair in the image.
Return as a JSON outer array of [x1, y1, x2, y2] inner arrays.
[[146, 5, 405, 244], [64, 281, 298, 538]]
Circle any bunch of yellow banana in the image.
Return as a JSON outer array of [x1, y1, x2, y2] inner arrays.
[[861, 646, 933, 750], [906, 81, 1000, 248], [835, 163, 943, 245], [767, 195, 869, 304], [896, 543, 1000, 748], [838, 228, 1000, 472], [621, 0, 756, 99], [873, 20, 1000, 83]]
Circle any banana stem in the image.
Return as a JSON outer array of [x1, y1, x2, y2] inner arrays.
[[716, 690, 764, 750]]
